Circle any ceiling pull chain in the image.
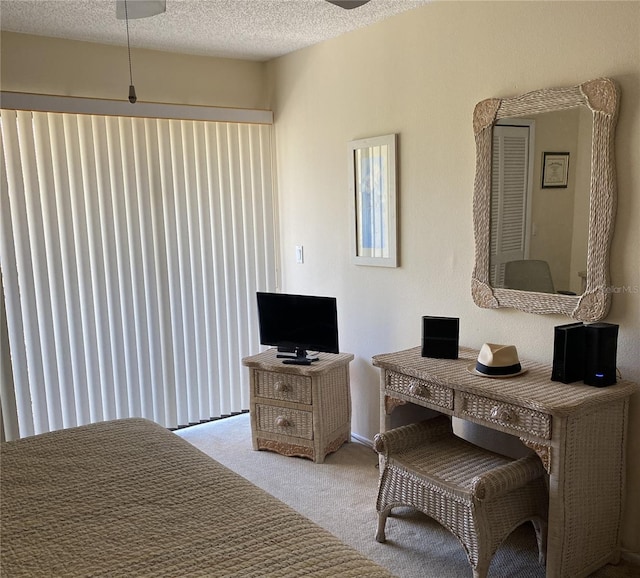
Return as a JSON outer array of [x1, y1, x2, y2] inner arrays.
[[125, 0, 137, 103]]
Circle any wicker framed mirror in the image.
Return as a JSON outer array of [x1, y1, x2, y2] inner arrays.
[[471, 78, 620, 321]]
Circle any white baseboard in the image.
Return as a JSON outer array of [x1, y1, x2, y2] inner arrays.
[[350, 432, 374, 448], [621, 549, 640, 567]]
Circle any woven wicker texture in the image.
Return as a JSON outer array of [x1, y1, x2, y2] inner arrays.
[[255, 370, 313, 404], [0, 418, 393, 578], [561, 401, 628, 574], [374, 416, 548, 578], [245, 350, 353, 463], [471, 78, 620, 321], [387, 370, 454, 410], [374, 346, 638, 577], [374, 347, 635, 420], [255, 403, 314, 439]]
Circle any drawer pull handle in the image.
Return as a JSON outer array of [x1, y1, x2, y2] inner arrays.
[[275, 416, 290, 428], [409, 382, 426, 397], [491, 406, 516, 423], [274, 381, 289, 393]]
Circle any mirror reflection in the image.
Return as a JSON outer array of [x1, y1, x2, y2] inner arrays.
[[471, 78, 619, 321], [490, 108, 593, 296]]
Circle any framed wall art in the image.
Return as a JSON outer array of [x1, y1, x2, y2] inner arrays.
[[348, 134, 398, 267], [541, 152, 570, 188]]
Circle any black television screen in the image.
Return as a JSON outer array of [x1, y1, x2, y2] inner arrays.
[[256, 292, 339, 365]]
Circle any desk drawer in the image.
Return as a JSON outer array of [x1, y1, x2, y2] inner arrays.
[[254, 371, 312, 405], [386, 371, 454, 410], [255, 403, 313, 440], [460, 393, 551, 440]]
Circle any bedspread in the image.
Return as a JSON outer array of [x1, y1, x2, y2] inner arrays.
[[1, 418, 393, 577]]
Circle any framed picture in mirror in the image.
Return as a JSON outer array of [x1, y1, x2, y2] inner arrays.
[[542, 152, 570, 188]]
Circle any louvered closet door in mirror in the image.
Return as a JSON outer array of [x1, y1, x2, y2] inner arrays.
[[490, 123, 532, 287]]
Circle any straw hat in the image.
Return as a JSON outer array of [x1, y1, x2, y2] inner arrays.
[[467, 343, 526, 378]]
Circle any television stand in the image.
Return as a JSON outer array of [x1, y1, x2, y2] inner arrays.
[[243, 349, 354, 463]]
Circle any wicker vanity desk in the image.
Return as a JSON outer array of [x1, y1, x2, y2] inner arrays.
[[372, 346, 637, 578], [243, 349, 354, 463]]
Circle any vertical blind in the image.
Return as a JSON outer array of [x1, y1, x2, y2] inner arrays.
[[0, 109, 276, 440]]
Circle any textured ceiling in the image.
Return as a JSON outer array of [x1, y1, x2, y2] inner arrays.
[[0, 0, 430, 61]]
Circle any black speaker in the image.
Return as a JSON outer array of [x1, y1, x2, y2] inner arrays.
[[421, 316, 459, 359], [551, 322, 585, 384], [584, 322, 619, 387]]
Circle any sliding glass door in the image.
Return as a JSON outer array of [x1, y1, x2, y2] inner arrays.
[[1, 108, 276, 439]]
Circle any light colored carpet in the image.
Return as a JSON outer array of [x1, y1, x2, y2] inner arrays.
[[176, 413, 638, 578]]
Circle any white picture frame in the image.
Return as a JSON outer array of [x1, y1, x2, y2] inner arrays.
[[348, 134, 398, 267]]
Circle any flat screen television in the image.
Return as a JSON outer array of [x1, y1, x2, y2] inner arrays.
[[256, 292, 339, 365]]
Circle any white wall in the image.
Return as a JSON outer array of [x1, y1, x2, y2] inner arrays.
[[1, 32, 268, 109], [268, 0, 640, 553]]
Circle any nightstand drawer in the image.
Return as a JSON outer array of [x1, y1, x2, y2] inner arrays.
[[255, 404, 314, 440], [254, 371, 312, 405], [459, 392, 552, 440], [386, 371, 454, 410]]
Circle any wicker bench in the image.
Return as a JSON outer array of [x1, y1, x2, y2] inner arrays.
[[373, 416, 548, 578]]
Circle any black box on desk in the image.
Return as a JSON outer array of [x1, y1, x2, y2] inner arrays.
[[551, 322, 585, 384], [584, 322, 619, 387], [421, 316, 459, 359]]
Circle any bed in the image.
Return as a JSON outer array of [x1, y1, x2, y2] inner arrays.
[[1, 418, 393, 577]]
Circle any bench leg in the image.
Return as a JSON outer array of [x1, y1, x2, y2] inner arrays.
[[472, 559, 490, 578], [532, 518, 548, 565], [375, 510, 389, 543]]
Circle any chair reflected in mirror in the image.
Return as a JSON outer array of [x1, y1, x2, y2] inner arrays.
[[504, 260, 576, 295]]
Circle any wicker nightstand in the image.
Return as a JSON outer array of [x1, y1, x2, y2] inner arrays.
[[242, 349, 354, 463]]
